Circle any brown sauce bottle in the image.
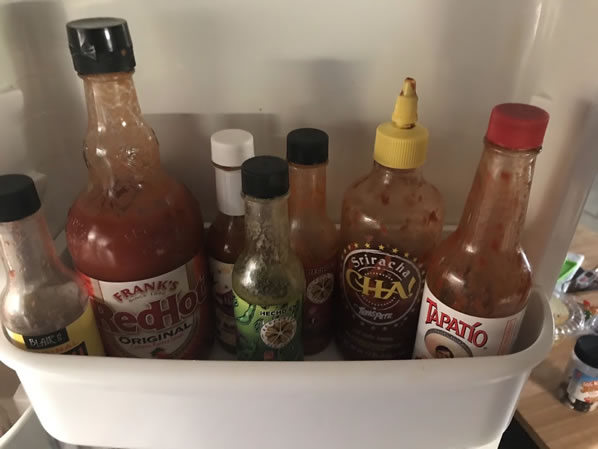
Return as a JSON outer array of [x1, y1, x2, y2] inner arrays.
[[207, 129, 254, 352]]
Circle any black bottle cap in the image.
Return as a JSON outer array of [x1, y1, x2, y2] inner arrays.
[[66, 17, 135, 75], [286, 128, 329, 165], [242, 156, 289, 199], [574, 335, 598, 369], [0, 175, 41, 222]]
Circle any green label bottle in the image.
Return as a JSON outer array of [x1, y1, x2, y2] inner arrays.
[[232, 156, 305, 361]]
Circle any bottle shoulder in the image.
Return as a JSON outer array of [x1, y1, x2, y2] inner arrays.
[[67, 174, 205, 281], [289, 214, 339, 265], [426, 234, 531, 318], [2, 277, 88, 335], [232, 250, 305, 306], [340, 170, 444, 254], [344, 168, 443, 211], [207, 213, 245, 263]]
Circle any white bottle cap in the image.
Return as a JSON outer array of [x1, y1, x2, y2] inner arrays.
[[211, 129, 254, 216], [210, 129, 255, 167]]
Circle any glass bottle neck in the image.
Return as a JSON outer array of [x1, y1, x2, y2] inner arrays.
[[288, 163, 328, 214], [81, 71, 161, 189], [83, 72, 142, 126], [0, 211, 62, 288], [244, 195, 290, 262], [457, 141, 538, 251]]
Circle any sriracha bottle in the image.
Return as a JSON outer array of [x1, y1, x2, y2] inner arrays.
[[338, 78, 444, 360], [65, 18, 212, 359]]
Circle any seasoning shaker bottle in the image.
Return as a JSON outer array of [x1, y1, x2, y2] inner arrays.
[[232, 156, 305, 361], [207, 129, 255, 352], [287, 128, 339, 355], [565, 335, 598, 412], [0, 175, 104, 355]]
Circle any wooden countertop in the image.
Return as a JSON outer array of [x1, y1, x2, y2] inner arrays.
[[516, 224, 598, 449]]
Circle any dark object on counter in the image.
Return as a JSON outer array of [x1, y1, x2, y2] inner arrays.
[[565, 335, 598, 413], [498, 419, 539, 449], [566, 267, 598, 293]]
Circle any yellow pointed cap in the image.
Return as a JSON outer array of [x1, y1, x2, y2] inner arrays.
[[374, 77, 429, 169]]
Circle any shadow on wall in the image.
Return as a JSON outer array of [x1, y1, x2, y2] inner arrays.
[[147, 57, 374, 224], [146, 112, 281, 222], [0, 1, 87, 235], [0, 0, 541, 233]]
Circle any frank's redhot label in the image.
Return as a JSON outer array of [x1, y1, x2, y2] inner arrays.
[[80, 254, 212, 359]]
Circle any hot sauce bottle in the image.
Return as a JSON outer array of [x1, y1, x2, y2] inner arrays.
[[338, 78, 444, 360], [207, 129, 254, 352], [413, 103, 549, 359], [287, 128, 339, 355], [232, 156, 305, 361], [65, 18, 212, 359]]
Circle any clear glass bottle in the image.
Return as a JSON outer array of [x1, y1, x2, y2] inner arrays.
[[207, 129, 255, 352], [65, 18, 212, 359], [232, 156, 305, 361], [287, 128, 339, 355], [0, 175, 104, 355], [338, 78, 445, 360], [413, 103, 549, 359]]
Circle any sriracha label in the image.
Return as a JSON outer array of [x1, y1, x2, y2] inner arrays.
[[80, 254, 211, 359], [339, 241, 424, 359], [413, 282, 525, 358]]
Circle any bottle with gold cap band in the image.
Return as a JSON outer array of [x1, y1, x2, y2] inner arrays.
[[337, 77, 445, 361]]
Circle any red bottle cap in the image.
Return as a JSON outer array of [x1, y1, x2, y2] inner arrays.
[[485, 103, 550, 150]]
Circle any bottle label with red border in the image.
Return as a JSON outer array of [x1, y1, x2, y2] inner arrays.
[[413, 282, 525, 359], [80, 254, 211, 359]]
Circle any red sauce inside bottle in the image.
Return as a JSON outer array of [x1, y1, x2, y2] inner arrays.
[[66, 72, 212, 359]]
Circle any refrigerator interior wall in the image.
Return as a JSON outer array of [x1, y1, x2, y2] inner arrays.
[[0, 0, 595, 300]]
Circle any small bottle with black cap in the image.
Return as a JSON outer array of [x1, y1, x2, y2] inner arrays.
[[232, 156, 305, 361], [287, 128, 339, 355], [0, 174, 104, 356], [65, 18, 212, 359]]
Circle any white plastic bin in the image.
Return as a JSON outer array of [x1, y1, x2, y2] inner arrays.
[[0, 289, 552, 449], [0, 363, 57, 449]]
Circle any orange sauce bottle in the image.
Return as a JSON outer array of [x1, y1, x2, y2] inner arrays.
[[287, 128, 339, 355]]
